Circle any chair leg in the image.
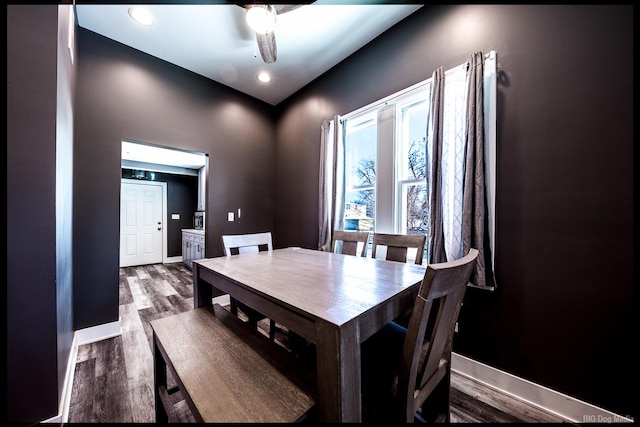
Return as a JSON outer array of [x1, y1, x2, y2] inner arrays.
[[288, 332, 307, 359], [420, 369, 451, 422]]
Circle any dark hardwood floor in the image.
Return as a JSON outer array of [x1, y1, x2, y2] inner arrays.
[[67, 262, 568, 423]]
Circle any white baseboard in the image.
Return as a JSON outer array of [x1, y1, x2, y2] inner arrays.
[[75, 318, 122, 345], [43, 319, 122, 423], [164, 256, 183, 264], [451, 352, 633, 423], [54, 332, 80, 423], [40, 335, 75, 423]]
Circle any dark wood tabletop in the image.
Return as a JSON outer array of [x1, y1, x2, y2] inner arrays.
[[192, 247, 426, 422]]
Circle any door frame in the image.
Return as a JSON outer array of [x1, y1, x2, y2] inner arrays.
[[120, 178, 168, 266]]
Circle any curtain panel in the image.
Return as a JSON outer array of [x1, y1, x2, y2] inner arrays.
[[462, 51, 496, 288], [318, 116, 344, 251], [427, 66, 447, 264], [428, 51, 496, 289]]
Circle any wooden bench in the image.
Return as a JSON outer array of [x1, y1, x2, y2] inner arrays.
[[151, 304, 317, 423]]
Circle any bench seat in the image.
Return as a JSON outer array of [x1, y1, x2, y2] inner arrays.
[[151, 304, 317, 423]]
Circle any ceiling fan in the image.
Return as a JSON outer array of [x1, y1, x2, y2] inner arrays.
[[240, 3, 315, 64]]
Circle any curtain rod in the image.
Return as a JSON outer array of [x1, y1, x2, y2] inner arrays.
[[341, 50, 496, 122]]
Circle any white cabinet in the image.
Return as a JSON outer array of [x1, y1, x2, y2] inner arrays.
[[182, 229, 205, 269]]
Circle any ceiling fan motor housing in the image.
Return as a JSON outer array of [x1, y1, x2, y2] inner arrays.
[[244, 3, 311, 63]]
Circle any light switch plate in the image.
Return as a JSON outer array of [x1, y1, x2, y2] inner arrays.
[[171, 213, 180, 220], [228, 212, 234, 222]]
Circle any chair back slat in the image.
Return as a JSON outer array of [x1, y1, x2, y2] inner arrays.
[[371, 233, 426, 265], [331, 230, 370, 257], [222, 232, 273, 256]]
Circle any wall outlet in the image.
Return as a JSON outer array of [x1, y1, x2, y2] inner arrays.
[[227, 212, 234, 222]]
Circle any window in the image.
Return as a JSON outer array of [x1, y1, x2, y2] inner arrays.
[[343, 84, 431, 237], [339, 51, 497, 266]]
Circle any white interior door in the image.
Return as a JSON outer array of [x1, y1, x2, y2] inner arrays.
[[120, 180, 163, 267]]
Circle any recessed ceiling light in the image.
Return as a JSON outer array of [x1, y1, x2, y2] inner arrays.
[[257, 72, 271, 83], [128, 7, 153, 26]]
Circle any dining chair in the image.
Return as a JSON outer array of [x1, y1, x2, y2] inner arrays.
[[221, 232, 277, 341], [360, 248, 479, 423], [331, 230, 371, 257], [371, 232, 426, 265]]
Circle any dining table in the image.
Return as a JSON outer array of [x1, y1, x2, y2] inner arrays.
[[192, 247, 427, 422]]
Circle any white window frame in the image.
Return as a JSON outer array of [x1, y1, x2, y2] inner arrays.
[[343, 81, 434, 235]]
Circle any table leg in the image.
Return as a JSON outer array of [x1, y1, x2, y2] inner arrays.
[[192, 262, 211, 308], [315, 319, 362, 422]]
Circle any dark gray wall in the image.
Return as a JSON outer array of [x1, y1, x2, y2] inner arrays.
[[273, 5, 633, 419], [73, 28, 277, 330], [7, 4, 75, 423]]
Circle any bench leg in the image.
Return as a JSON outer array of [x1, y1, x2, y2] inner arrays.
[[230, 298, 238, 316], [269, 319, 276, 341], [153, 333, 168, 423]]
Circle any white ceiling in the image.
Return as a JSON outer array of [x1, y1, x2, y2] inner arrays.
[[75, 3, 423, 107]]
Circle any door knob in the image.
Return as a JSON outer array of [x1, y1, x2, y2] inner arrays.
[[157, 227, 162, 230]]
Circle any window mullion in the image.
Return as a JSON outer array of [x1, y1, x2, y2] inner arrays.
[[375, 104, 396, 233]]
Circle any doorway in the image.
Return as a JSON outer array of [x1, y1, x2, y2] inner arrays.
[[120, 179, 166, 267], [120, 140, 208, 267]]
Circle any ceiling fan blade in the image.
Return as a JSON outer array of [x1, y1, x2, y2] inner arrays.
[[256, 31, 277, 63], [274, 5, 303, 14]]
